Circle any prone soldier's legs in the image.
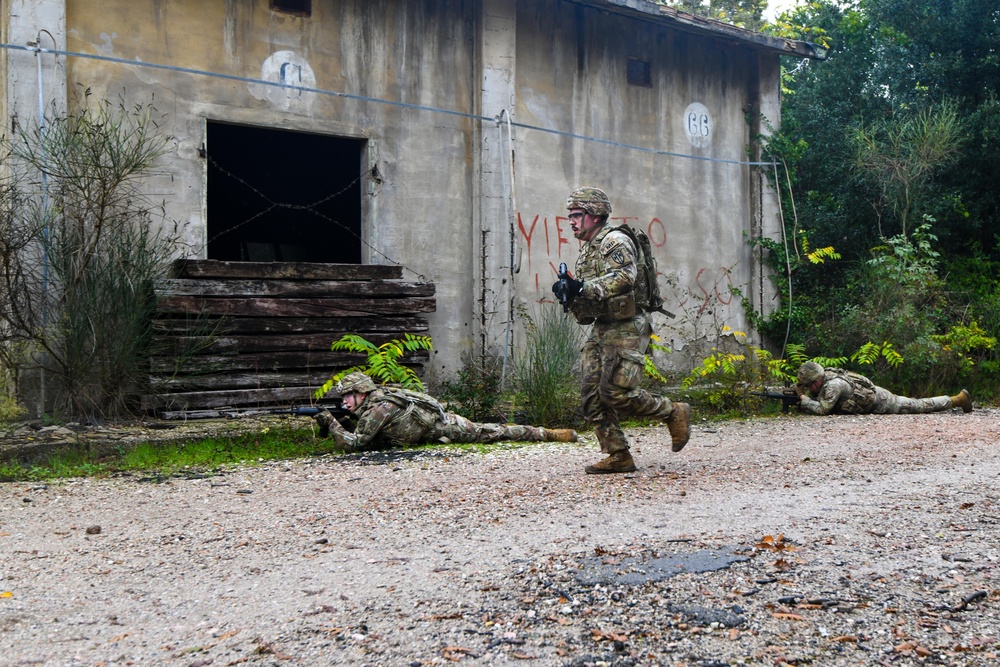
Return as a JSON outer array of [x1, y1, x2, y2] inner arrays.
[[429, 413, 576, 444], [874, 393, 953, 414]]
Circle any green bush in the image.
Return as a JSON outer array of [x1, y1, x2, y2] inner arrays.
[[511, 305, 582, 427], [1, 95, 175, 418], [438, 354, 506, 423]]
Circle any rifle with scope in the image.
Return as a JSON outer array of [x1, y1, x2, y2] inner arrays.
[[265, 405, 349, 418], [751, 388, 801, 413]]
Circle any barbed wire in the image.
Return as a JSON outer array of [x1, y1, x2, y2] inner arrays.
[[203, 154, 426, 280]]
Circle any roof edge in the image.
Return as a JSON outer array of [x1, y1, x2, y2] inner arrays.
[[570, 0, 828, 60]]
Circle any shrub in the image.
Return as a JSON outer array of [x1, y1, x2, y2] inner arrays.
[[438, 353, 506, 423], [1, 94, 176, 419], [511, 305, 582, 427]]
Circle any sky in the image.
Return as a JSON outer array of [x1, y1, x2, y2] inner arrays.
[[764, 0, 802, 21]]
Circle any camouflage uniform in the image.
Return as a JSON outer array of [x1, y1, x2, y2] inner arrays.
[[796, 363, 972, 416], [316, 383, 574, 452], [574, 224, 676, 452], [559, 187, 689, 473]]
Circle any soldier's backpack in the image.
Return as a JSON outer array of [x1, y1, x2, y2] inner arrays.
[[379, 386, 447, 430], [616, 225, 673, 318], [824, 367, 878, 413]]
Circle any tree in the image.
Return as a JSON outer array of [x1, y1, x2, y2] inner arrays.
[[656, 0, 769, 31], [0, 94, 177, 418], [850, 100, 965, 237]]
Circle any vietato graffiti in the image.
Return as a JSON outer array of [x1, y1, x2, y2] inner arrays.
[[517, 212, 669, 292], [517, 211, 736, 317]]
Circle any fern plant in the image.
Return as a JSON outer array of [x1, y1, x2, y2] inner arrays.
[[851, 341, 904, 368], [313, 333, 433, 400]]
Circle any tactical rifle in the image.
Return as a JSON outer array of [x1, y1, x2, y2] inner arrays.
[[554, 262, 573, 312], [267, 404, 355, 437], [266, 404, 350, 419], [751, 389, 801, 413]]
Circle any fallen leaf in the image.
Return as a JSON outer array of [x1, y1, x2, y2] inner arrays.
[[771, 612, 806, 621], [590, 629, 628, 642]]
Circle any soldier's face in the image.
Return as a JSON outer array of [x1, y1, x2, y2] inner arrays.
[[342, 391, 365, 412], [569, 209, 601, 241]]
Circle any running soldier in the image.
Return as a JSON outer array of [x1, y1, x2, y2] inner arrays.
[[552, 186, 690, 474]]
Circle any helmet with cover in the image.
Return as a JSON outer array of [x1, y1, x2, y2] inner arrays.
[[336, 371, 377, 395], [796, 361, 825, 386], [566, 187, 612, 218]]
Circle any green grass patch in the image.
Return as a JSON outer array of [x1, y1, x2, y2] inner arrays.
[[0, 425, 343, 482], [0, 426, 588, 482]]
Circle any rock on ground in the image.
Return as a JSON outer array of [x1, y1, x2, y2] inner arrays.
[[1, 409, 999, 666]]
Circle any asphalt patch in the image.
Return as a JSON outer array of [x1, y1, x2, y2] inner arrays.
[[575, 548, 750, 586]]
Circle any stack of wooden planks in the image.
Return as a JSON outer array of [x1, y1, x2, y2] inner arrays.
[[145, 260, 435, 417]]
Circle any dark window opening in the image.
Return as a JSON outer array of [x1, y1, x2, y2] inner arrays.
[[207, 122, 363, 263], [271, 0, 311, 17], [627, 58, 652, 87]]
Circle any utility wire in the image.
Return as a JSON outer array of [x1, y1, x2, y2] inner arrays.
[[2, 42, 778, 168], [205, 155, 427, 280]]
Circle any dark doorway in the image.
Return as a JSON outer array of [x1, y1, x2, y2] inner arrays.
[[206, 122, 364, 263]]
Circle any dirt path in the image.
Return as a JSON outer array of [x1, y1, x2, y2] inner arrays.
[[2, 409, 999, 666]]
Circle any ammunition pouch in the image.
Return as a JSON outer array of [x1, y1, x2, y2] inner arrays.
[[570, 292, 636, 325]]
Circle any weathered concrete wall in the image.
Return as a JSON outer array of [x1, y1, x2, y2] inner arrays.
[[510, 0, 781, 371], [2, 0, 68, 137], [53, 0, 480, 382], [3, 0, 784, 382]]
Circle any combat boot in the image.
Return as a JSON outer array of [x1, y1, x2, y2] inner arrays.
[[951, 389, 973, 413], [665, 402, 691, 452], [585, 450, 636, 475], [545, 428, 578, 442]]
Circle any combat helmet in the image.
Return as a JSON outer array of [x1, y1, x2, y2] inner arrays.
[[566, 187, 612, 218], [796, 361, 825, 386], [336, 371, 377, 395]]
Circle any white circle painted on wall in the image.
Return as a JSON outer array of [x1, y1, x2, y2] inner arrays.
[[249, 51, 317, 108], [683, 102, 712, 149]]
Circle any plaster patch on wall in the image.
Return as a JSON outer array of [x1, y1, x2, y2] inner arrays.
[[683, 102, 712, 149], [249, 51, 317, 111], [96, 32, 118, 57]]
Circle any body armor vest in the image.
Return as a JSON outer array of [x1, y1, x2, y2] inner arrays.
[[570, 225, 638, 325], [826, 368, 878, 413]]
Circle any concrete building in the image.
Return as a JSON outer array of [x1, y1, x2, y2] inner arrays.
[[2, 0, 825, 383]]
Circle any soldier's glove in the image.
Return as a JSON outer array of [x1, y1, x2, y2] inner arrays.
[[552, 275, 583, 304]]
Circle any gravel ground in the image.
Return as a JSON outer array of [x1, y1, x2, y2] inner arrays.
[[2, 408, 999, 667]]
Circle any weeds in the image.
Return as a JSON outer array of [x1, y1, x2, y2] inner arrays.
[[438, 353, 506, 422], [510, 305, 582, 427], [313, 333, 433, 399]]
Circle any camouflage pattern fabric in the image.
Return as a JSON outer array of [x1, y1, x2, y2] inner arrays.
[[317, 388, 552, 452], [569, 223, 640, 324], [573, 222, 674, 454], [799, 372, 953, 415]]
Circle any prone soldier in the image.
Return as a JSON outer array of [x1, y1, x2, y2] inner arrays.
[[315, 372, 578, 452]]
